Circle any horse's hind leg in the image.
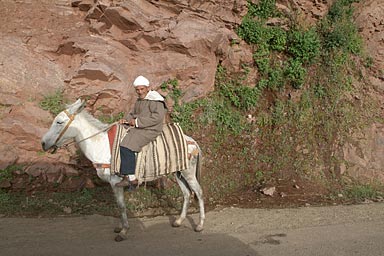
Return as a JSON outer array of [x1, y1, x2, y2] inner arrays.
[[185, 176, 205, 232], [111, 185, 129, 242], [173, 172, 191, 228]]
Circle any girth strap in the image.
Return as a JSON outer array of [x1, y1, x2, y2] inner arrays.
[[93, 163, 111, 169]]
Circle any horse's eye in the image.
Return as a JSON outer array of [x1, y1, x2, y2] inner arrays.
[[56, 121, 64, 125]]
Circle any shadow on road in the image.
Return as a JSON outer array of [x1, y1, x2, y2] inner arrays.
[[0, 215, 259, 256]]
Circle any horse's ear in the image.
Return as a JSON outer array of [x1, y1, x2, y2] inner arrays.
[[68, 98, 86, 114], [78, 98, 87, 111]]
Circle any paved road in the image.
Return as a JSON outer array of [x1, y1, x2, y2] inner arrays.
[[1, 203, 384, 256]]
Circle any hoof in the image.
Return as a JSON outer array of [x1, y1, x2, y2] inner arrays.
[[115, 234, 126, 242], [194, 225, 204, 232], [114, 227, 122, 233], [172, 221, 181, 228]]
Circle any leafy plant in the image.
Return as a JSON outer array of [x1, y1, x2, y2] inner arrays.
[[320, 1, 362, 55], [0, 165, 22, 183], [268, 27, 287, 52], [237, 18, 267, 45], [39, 89, 66, 116], [344, 184, 380, 202], [218, 80, 259, 111], [160, 78, 200, 131], [247, 0, 278, 20], [161, 78, 182, 106], [327, 0, 360, 22], [287, 28, 321, 64], [255, 57, 270, 75], [171, 101, 201, 131], [364, 56, 373, 68], [98, 112, 124, 124], [285, 58, 307, 89], [0, 190, 11, 202]]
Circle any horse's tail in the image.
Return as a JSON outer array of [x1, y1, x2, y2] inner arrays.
[[190, 143, 203, 202], [195, 143, 203, 183]]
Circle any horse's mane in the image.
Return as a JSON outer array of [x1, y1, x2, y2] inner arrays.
[[79, 110, 110, 130]]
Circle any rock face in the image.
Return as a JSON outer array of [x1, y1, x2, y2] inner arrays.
[[343, 0, 384, 182], [342, 124, 384, 182], [0, 0, 88, 169], [355, 0, 384, 94], [0, 0, 383, 185], [63, 0, 251, 112]]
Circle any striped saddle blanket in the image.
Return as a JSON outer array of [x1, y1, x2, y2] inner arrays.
[[110, 123, 189, 183]]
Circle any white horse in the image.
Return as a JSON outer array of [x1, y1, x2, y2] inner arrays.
[[41, 99, 205, 242]]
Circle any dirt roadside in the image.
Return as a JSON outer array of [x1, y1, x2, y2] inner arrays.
[[1, 202, 384, 256]]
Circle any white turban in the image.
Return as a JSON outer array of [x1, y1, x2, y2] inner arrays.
[[133, 75, 150, 87]]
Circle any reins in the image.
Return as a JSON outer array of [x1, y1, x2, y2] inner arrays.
[[62, 122, 118, 149], [57, 110, 118, 149]]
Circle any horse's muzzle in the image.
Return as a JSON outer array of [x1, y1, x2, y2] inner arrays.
[[41, 142, 58, 154]]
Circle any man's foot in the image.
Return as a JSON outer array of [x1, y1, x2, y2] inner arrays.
[[116, 176, 130, 187], [127, 179, 139, 191]]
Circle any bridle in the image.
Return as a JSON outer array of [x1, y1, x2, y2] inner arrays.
[[50, 106, 119, 171], [54, 110, 76, 146], [53, 109, 117, 149]]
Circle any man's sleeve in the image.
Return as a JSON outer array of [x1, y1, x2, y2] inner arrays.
[[136, 101, 166, 128], [125, 103, 137, 121]]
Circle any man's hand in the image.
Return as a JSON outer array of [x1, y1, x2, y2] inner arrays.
[[127, 119, 136, 126], [119, 119, 127, 125], [119, 119, 135, 126]]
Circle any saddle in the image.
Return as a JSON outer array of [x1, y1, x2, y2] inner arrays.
[[109, 123, 189, 183]]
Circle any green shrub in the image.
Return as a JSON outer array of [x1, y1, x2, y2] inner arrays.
[[320, 0, 362, 55], [172, 66, 257, 136], [98, 112, 124, 124], [39, 89, 66, 116], [267, 66, 285, 90], [255, 57, 270, 75], [218, 81, 259, 111], [238, 20, 287, 53], [161, 79, 182, 106], [247, 0, 277, 20], [327, 0, 360, 22], [323, 21, 362, 54], [287, 28, 321, 64], [285, 59, 307, 89], [313, 83, 327, 99], [344, 184, 380, 201], [237, 18, 266, 45], [0, 192, 11, 208], [268, 27, 287, 52], [364, 56, 374, 68], [0, 165, 22, 183], [159, 78, 196, 130], [171, 101, 201, 131]]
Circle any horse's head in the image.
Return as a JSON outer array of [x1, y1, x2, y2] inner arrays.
[[41, 98, 86, 153]]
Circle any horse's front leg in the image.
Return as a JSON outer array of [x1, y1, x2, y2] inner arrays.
[[111, 184, 129, 242]]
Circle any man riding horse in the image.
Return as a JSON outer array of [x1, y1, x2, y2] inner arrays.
[[41, 86, 205, 239], [116, 75, 167, 188]]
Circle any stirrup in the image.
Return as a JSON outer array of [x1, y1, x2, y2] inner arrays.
[[126, 179, 139, 191], [115, 176, 130, 187]]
